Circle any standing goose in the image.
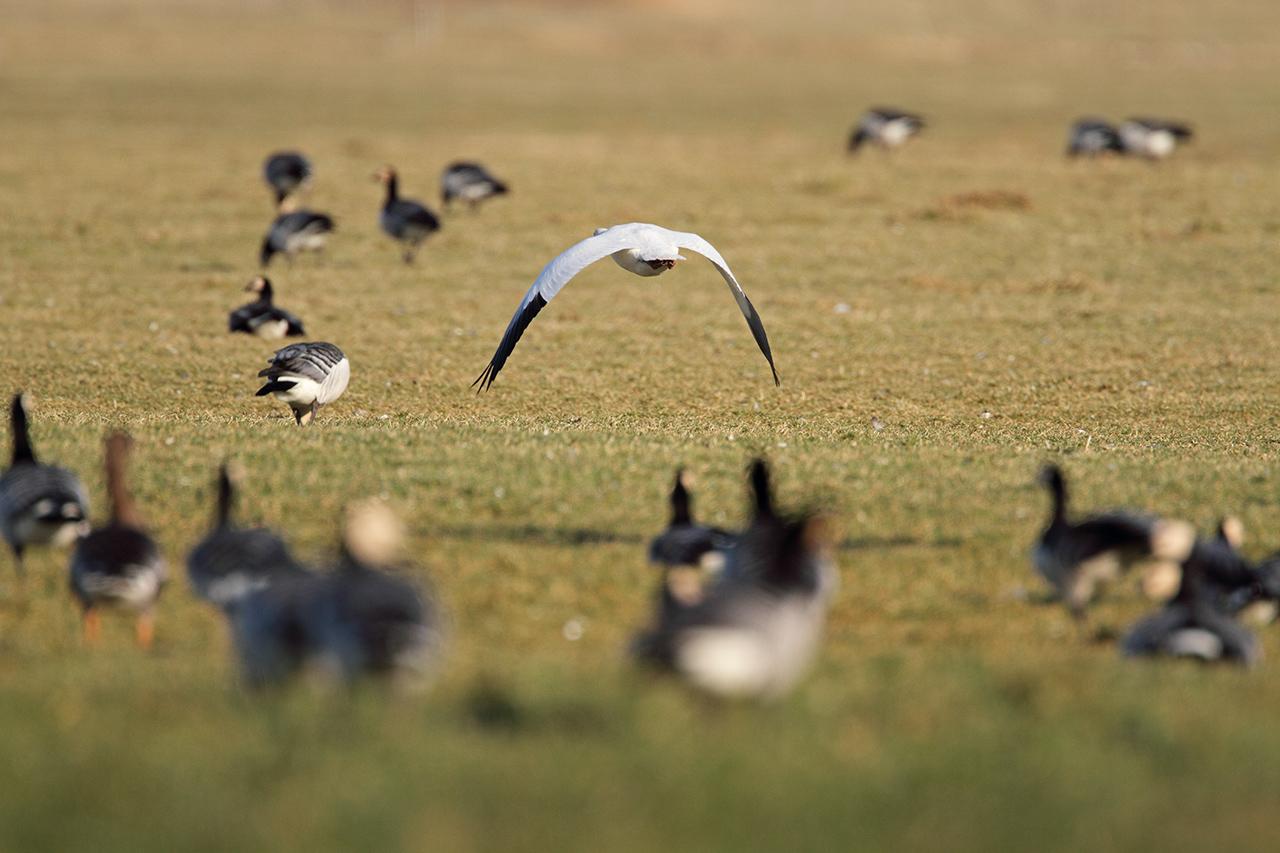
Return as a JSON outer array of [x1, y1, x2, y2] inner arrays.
[[374, 166, 441, 263], [254, 342, 350, 425], [441, 161, 508, 210], [263, 151, 312, 206], [230, 569, 327, 689], [69, 433, 166, 648], [1118, 117, 1194, 160], [259, 207, 335, 268], [1032, 465, 1195, 619], [186, 463, 307, 612], [1066, 117, 1124, 157], [473, 222, 779, 390], [848, 107, 926, 152], [0, 393, 90, 573], [648, 468, 738, 607], [228, 276, 305, 341], [632, 459, 837, 700]]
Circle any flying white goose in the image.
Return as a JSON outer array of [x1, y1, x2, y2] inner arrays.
[[473, 223, 779, 390]]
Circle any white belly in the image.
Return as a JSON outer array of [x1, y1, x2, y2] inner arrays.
[[880, 119, 913, 147], [252, 319, 290, 341], [273, 376, 323, 407], [610, 249, 666, 277]]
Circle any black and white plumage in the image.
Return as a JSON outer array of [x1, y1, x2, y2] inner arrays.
[[648, 469, 737, 571], [375, 166, 441, 264], [259, 209, 335, 268], [441, 161, 508, 210], [473, 222, 780, 390], [254, 342, 350, 425], [0, 393, 90, 573], [228, 277, 305, 341], [1031, 465, 1195, 618], [848, 107, 926, 152], [1118, 117, 1194, 160], [186, 463, 307, 612], [1066, 117, 1124, 157], [263, 151, 312, 206], [632, 460, 836, 700], [69, 433, 166, 648], [230, 571, 328, 689]]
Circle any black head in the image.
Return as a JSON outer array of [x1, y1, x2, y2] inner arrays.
[[748, 458, 774, 519], [246, 276, 272, 300]]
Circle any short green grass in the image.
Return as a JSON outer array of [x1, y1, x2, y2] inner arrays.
[[4, 0, 1280, 849]]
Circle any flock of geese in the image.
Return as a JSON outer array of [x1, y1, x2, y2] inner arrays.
[[0, 104, 1233, 701]]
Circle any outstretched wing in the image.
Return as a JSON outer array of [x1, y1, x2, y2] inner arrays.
[[472, 227, 644, 391], [667, 229, 780, 386]]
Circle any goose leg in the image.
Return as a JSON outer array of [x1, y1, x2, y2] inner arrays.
[[82, 607, 101, 646], [298, 402, 317, 426], [11, 545, 24, 577], [402, 246, 416, 264], [135, 611, 155, 650]]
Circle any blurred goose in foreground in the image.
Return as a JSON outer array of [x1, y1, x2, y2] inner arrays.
[[1121, 527, 1259, 666], [473, 222, 779, 390], [632, 459, 836, 700], [1032, 464, 1195, 619], [848, 107, 925, 152], [186, 463, 306, 612], [441, 161, 508, 210], [255, 342, 350, 425], [69, 433, 166, 648], [0, 393, 90, 573], [259, 207, 335, 268], [375, 166, 441, 263], [228, 276, 305, 340], [648, 469, 738, 605], [263, 151, 312, 206], [230, 570, 327, 689], [1118, 117, 1193, 160], [310, 501, 445, 688], [1066, 118, 1124, 157]]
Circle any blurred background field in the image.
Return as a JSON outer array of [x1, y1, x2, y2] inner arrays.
[[3, 0, 1280, 849]]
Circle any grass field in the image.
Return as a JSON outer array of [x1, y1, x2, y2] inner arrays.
[[4, 0, 1280, 849]]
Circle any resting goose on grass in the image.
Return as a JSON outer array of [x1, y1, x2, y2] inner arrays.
[[1066, 118, 1124, 157], [263, 151, 312, 206], [228, 276, 305, 340], [69, 433, 167, 648], [186, 463, 307, 612], [259, 207, 335, 268], [473, 222, 779, 390], [255, 342, 350, 425], [848, 107, 926, 152], [1118, 117, 1194, 160], [441, 161, 508, 210], [0, 393, 90, 574], [375, 166, 441, 264], [632, 459, 836, 700], [1032, 464, 1195, 619]]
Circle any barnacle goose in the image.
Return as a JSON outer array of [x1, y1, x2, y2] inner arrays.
[[69, 433, 167, 648], [0, 393, 90, 573], [1032, 464, 1195, 619], [186, 463, 307, 612], [1118, 117, 1194, 160], [263, 151, 312, 206], [632, 459, 836, 700], [648, 469, 738, 606], [259, 207, 335, 268], [254, 342, 350, 425], [228, 277, 305, 341], [441, 161, 508, 210], [848, 107, 926, 152], [1066, 117, 1124, 157], [374, 166, 440, 263]]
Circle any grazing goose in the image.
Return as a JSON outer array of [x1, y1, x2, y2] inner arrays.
[[254, 342, 350, 425], [259, 208, 335, 268], [473, 222, 779, 390], [1066, 117, 1124, 157], [848, 107, 926, 152], [186, 463, 306, 612], [69, 433, 166, 648], [228, 276, 305, 341], [1032, 465, 1195, 619], [0, 393, 90, 573], [374, 166, 441, 263], [1121, 530, 1259, 666], [441, 161, 508, 210], [632, 459, 836, 700], [263, 151, 312, 206], [1118, 117, 1194, 160], [311, 501, 445, 688]]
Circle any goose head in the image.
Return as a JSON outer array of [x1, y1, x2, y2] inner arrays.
[[245, 276, 271, 296]]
